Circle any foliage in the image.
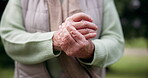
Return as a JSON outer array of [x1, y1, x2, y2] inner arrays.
[[0, 0, 8, 20], [114, 0, 148, 39]]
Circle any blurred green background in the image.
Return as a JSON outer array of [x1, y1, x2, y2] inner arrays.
[[0, 0, 148, 78]]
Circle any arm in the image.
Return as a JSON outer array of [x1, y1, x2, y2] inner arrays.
[[0, 0, 60, 64], [79, 0, 125, 67]]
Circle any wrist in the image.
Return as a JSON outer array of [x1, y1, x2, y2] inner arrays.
[[52, 32, 61, 51], [80, 40, 95, 59], [87, 40, 95, 58]]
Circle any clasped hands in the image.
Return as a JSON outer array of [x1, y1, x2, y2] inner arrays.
[[53, 13, 98, 59]]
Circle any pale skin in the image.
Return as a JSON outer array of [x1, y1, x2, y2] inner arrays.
[[53, 13, 98, 59]]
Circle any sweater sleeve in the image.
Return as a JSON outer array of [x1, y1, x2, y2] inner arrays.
[[79, 0, 125, 67], [0, 0, 60, 64]]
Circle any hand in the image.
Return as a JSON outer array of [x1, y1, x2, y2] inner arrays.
[[60, 22, 95, 59], [53, 13, 97, 51], [65, 13, 98, 39], [70, 21, 98, 40], [52, 21, 97, 52]]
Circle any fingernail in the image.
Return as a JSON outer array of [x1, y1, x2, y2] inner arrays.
[[91, 18, 93, 22], [92, 33, 97, 36]]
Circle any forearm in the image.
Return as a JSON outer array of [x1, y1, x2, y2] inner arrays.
[[0, 0, 60, 64]]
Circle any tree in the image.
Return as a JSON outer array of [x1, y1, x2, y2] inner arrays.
[[114, 0, 148, 39]]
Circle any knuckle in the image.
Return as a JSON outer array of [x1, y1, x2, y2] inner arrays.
[[73, 47, 79, 52], [64, 34, 69, 39], [86, 22, 92, 27], [66, 52, 73, 56], [66, 25, 71, 30], [81, 29, 87, 34], [86, 28, 89, 33], [71, 31, 77, 35], [61, 36, 69, 44], [81, 21, 87, 26], [83, 21, 87, 26], [61, 41, 66, 46], [79, 43, 86, 48], [81, 29, 88, 35]]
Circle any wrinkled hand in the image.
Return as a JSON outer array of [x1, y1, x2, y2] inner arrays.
[[53, 13, 98, 59], [60, 22, 95, 59]]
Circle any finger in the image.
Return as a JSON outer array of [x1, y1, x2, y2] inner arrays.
[[78, 28, 96, 35], [71, 21, 98, 30], [66, 13, 93, 22], [59, 22, 69, 38], [84, 33, 97, 40], [61, 28, 69, 43], [67, 25, 86, 42], [60, 29, 77, 54], [61, 22, 67, 29], [59, 25, 62, 29], [60, 25, 79, 56]]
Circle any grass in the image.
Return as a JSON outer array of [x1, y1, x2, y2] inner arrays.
[[0, 68, 14, 78], [106, 55, 148, 78], [125, 38, 147, 48], [106, 37, 148, 78], [106, 73, 147, 78]]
